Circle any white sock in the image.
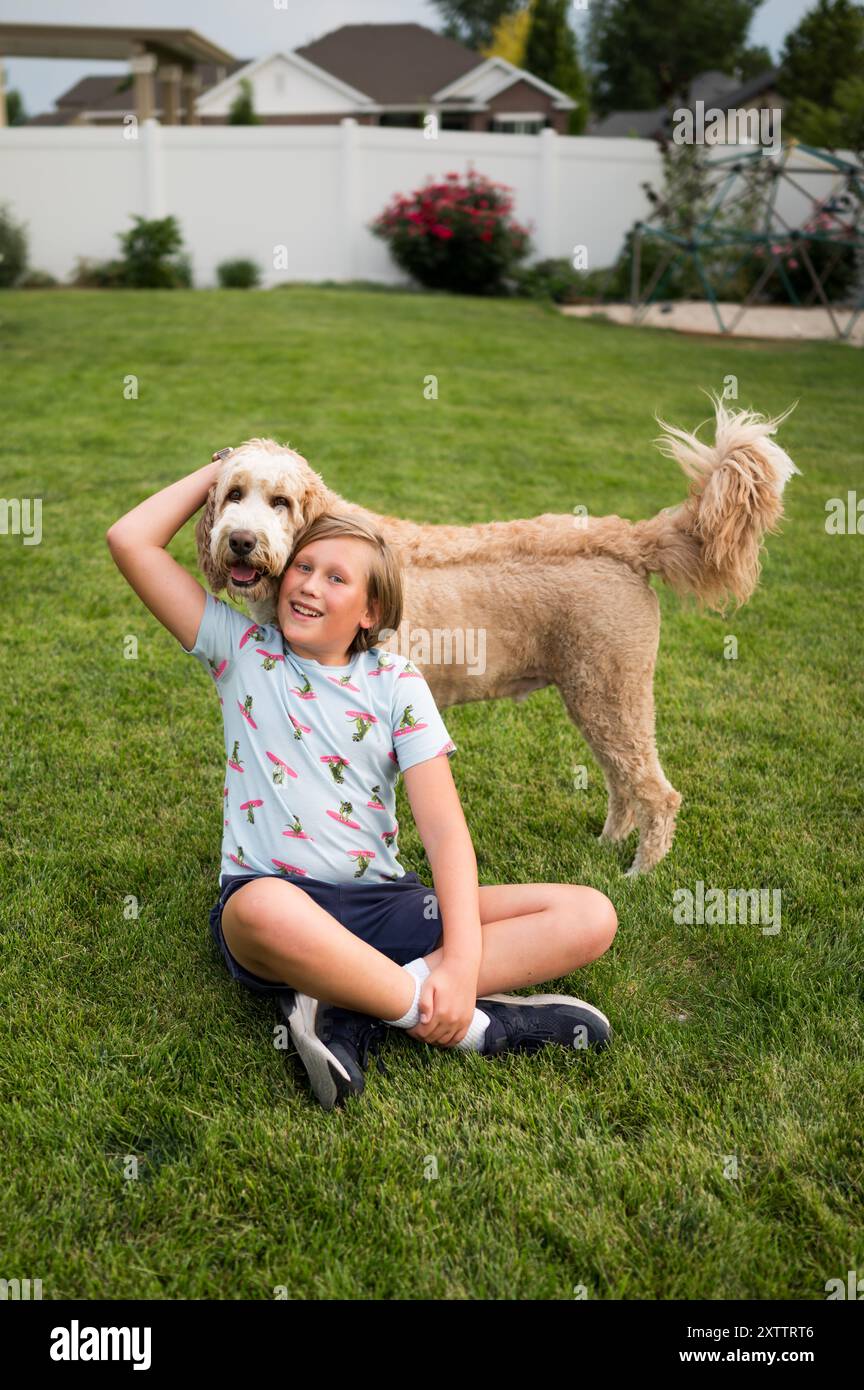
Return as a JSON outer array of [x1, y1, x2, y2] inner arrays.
[[454, 1009, 490, 1051], [404, 956, 431, 982], [383, 966, 423, 1028], [383, 956, 490, 1050]]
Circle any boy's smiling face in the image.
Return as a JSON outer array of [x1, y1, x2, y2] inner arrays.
[[277, 537, 379, 666]]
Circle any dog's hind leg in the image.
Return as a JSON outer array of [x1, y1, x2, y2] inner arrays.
[[555, 679, 639, 844], [598, 775, 638, 843], [623, 765, 682, 876], [552, 562, 683, 874], [559, 674, 682, 874], [604, 658, 682, 875], [590, 745, 638, 843], [554, 634, 680, 873]]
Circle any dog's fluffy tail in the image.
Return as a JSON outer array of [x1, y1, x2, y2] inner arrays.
[[630, 394, 800, 614]]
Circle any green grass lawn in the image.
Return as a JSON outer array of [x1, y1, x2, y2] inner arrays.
[[1, 287, 861, 1300]]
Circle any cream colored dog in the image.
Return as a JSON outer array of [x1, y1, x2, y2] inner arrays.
[[196, 397, 799, 875]]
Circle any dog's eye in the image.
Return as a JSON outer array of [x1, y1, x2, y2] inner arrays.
[[272, 497, 289, 509], [227, 488, 242, 502]]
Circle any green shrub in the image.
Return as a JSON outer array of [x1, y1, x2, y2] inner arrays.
[[69, 218, 191, 289], [228, 78, 260, 126], [16, 268, 59, 289], [217, 258, 261, 289], [607, 225, 705, 302], [70, 256, 128, 289], [370, 169, 531, 296], [509, 257, 609, 304], [117, 214, 190, 288], [172, 252, 194, 289], [752, 200, 860, 305], [0, 203, 28, 288]]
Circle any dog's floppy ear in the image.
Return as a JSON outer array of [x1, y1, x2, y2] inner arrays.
[[294, 463, 334, 529], [195, 448, 233, 594]]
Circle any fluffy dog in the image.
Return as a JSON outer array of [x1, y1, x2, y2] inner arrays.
[[196, 396, 798, 875]]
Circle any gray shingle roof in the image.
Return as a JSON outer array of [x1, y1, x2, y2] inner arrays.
[[589, 68, 781, 139], [295, 23, 481, 104], [723, 67, 781, 107], [587, 108, 667, 138]]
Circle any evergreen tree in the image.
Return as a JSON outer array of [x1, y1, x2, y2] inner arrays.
[[736, 45, 774, 82], [778, 0, 864, 111], [5, 90, 27, 126], [588, 0, 763, 114], [523, 0, 589, 134], [228, 78, 260, 126]]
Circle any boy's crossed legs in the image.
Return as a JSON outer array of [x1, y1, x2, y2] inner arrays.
[[222, 878, 616, 1026], [221, 878, 617, 1105]]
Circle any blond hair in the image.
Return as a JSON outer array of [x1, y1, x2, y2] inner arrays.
[[285, 512, 404, 657]]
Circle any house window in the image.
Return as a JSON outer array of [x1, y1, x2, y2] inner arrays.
[[378, 112, 423, 128], [441, 113, 471, 130], [489, 114, 547, 135]]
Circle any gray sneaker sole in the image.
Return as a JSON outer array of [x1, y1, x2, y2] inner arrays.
[[281, 992, 357, 1110]]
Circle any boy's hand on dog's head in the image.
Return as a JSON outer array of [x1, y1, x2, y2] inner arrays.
[[211, 447, 234, 462]]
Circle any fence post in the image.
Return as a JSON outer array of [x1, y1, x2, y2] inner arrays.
[[141, 116, 165, 220], [537, 125, 559, 260], [340, 117, 359, 282]]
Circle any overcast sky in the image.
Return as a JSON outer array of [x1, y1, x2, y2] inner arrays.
[[1, 0, 821, 119]]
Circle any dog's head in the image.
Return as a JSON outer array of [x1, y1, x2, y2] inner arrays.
[[196, 438, 332, 621]]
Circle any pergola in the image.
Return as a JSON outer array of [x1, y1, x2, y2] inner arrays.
[[0, 23, 235, 127]]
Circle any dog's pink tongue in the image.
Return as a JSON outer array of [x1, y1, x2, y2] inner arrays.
[[230, 564, 257, 582]]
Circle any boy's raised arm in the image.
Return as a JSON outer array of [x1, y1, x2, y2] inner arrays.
[[106, 458, 222, 653]]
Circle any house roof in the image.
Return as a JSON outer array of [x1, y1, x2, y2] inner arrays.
[[723, 67, 781, 107], [685, 69, 741, 105], [54, 75, 132, 110], [588, 68, 782, 138], [32, 62, 250, 120], [587, 108, 667, 138], [294, 23, 481, 105], [0, 22, 233, 64], [25, 109, 81, 126], [29, 21, 577, 124]]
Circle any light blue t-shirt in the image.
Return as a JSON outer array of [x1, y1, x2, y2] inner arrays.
[[181, 592, 457, 885]]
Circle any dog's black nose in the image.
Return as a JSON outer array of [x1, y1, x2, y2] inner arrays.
[[228, 531, 258, 557]]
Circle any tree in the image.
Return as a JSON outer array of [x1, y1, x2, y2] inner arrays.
[[5, 90, 27, 126], [484, 1, 535, 64], [523, 0, 589, 134], [778, 0, 864, 142], [786, 75, 864, 153], [588, 0, 764, 114], [228, 78, 260, 126], [735, 44, 774, 82], [432, 0, 524, 51]]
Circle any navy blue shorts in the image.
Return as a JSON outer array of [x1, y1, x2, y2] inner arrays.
[[208, 869, 445, 997]]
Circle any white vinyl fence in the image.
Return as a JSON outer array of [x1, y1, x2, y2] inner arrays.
[[0, 121, 848, 289], [0, 120, 664, 287]]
